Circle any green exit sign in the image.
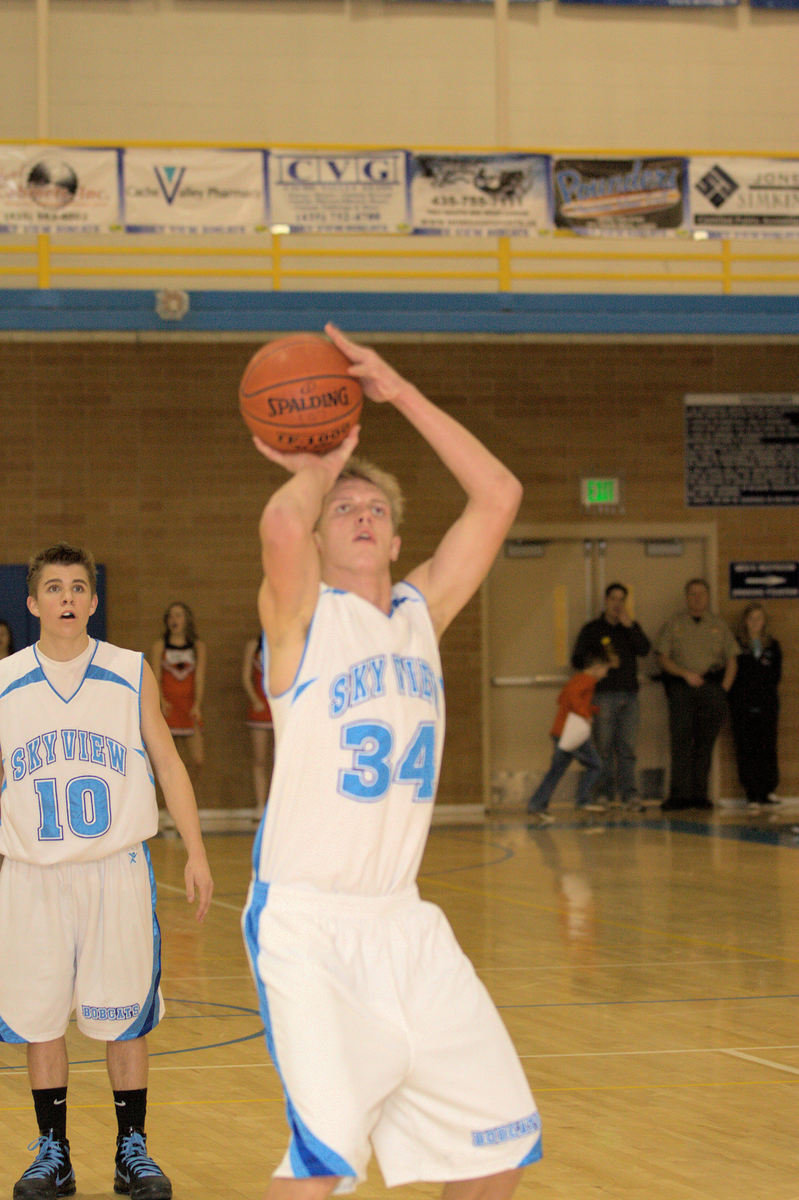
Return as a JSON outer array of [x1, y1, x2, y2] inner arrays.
[[581, 477, 621, 507]]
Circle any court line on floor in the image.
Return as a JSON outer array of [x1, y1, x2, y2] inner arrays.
[[519, 1042, 799, 1060], [478, 957, 785, 971], [721, 1048, 799, 1075], [499, 990, 799, 1009], [156, 881, 243, 912]]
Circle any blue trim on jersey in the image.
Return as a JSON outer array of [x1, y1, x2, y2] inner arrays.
[[0, 1012, 26, 1043], [136, 654, 144, 728], [32, 640, 100, 703], [288, 1108, 355, 1181], [85, 665, 137, 691], [242, 881, 356, 1182], [517, 1133, 543, 1167], [292, 678, 317, 705], [396, 580, 427, 605], [268, 602, 319, 704], [251, 810, 266, 878], [0, 665, 46, 700], [117, 843, 163, 1040], [134, 745, 155, 786]]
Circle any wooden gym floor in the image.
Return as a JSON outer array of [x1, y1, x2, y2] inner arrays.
[[2, 805, 799, 1200]]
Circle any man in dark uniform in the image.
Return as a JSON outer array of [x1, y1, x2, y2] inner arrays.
[[571, 583, 650, 811]]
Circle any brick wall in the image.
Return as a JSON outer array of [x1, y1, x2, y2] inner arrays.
[[1, 336, 797, 807]]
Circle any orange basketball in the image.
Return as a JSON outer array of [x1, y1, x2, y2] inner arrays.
[[239, 333, 363, 455]]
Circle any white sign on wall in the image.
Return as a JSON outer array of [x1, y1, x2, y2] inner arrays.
[[410, 153, 549, 236], [267, 150, 410, 234], [690, 157, 799, 237], [0, 145, 121, 233], [123, 148, 267, 234]]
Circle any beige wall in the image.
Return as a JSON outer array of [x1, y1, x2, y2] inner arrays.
[[1, 333, 797, 809], [1, 0, 797, 149]]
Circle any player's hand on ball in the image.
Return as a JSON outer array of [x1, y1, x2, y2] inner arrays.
[[253, 425, 360, 475], [325, 323, 406, 406]]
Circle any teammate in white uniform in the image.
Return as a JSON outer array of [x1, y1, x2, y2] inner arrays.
[[0, 543, 214, 1200], [242, 324, 540, 1200]]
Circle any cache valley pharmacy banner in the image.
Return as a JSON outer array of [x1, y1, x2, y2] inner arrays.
[[122, 148, 267, 234]]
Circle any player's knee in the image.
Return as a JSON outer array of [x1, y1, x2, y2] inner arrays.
[[266, 1176, 342, 1200], [442, 1167, 523, 1200]]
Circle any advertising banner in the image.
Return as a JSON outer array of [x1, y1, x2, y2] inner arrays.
[[690, 157, 799, 236], [0, 145, 121, 234], [267, 149, 410, 233], [123, 148, 267, 233], [559, 0, 736, 7], [551, 156, 689, 234], [390, 0, 539, 4], [410, 153, 549, 236]]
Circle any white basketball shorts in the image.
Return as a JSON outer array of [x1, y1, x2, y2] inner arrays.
[[0, 845, 164, 1043], [243, 882, 541, 1192]]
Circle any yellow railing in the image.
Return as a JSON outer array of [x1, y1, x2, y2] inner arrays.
[[2, 233, 799, 295]]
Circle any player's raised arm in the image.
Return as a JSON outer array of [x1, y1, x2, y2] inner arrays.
[[326, 323, 522, 638], [253, 429, 359, 693]]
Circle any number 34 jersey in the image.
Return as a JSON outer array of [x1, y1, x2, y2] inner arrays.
[[0, 641, 158, 864], [255, 582, 446, 897]]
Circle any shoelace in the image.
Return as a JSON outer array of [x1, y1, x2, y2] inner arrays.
[[118, 1132, 164, 1178], [21, 1134, 69, 1178]]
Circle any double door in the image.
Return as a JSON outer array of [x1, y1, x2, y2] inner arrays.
[[481, 523, 715, 807]]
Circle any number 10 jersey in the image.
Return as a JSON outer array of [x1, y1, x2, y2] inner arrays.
[[0, 641, 158, 864]]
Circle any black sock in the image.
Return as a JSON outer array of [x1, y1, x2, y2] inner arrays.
[[32, 1087, 68, 1141], [113, 1088, 147, 1137]]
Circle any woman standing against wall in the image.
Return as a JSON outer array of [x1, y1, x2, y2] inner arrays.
[[150, 601, 207, 778], [729, 602, 782, 810]]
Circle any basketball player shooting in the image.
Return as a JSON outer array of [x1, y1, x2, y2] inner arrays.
[[242, 324, 541, 1200]]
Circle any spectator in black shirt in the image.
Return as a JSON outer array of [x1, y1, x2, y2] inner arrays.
[[729, 602, 782, 810], [571, 583, 651, 811]]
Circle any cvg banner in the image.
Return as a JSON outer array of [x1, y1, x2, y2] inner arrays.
[[267, 149, 410, 234]]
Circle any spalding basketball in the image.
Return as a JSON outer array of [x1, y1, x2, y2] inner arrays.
[[239, 333, 363, 454]]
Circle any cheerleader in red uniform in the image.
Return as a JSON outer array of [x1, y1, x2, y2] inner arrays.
[[242, 635, 273, 819], [150, 601, 206, 773]]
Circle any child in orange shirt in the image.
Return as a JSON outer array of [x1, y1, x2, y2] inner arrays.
[[527, 647, 617, 823]]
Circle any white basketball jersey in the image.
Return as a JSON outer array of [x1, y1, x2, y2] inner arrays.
[[0, 640, 158, 865], [254, 582, 445, 895]]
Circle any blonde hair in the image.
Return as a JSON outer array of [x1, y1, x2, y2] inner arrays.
[[333, 456, 405, 529], [737, 602, 772, 649]]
